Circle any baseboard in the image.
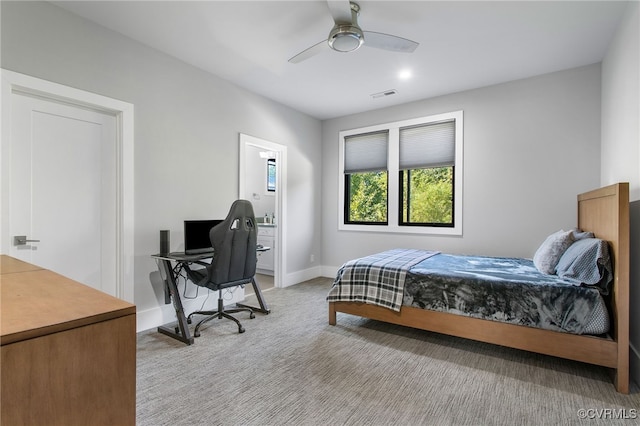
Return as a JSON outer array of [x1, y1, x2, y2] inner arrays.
[[321, 265, 340, 278], [283, 265, 322, 287]]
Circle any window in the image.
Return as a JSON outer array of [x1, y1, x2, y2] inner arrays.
[[399, 120, 455, 227], [343, 131, 388, 224], [267, 158, 276, 192], [339, 111, 463, 235]]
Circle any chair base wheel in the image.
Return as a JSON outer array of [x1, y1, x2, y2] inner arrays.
[[188, 295, 256, 337]]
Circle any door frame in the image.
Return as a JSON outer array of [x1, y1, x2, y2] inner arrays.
[[239, 133, 287, 288], [1, 69, 135, 303]]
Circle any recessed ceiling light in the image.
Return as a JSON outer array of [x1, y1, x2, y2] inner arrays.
[[398, 69, 412, 80]]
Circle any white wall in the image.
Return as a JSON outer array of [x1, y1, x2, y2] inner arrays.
[[600, 0, 640, 389], [0, 1, 323, 330], [601, 2, 640, 200], [321, 64, 602, 272]]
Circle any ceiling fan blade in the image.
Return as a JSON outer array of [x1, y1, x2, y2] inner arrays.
[[363, 31, 419, 53], [288, 40, 330, 64], [327, 0, 353, 25]]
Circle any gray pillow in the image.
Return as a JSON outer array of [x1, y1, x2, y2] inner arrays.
[[533, 230, 574, 275], [556, 238, 612, 293]]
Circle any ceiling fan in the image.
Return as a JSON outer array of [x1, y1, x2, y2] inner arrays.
[[288, 0, 419, 64]]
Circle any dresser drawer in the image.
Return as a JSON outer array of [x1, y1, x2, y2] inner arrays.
[[258, 226, 275, 237]]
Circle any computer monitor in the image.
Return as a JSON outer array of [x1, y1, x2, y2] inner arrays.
[[184, 219, 223, 254]]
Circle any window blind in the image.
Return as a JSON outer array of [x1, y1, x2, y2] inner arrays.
[[344, 130, 388, 173], [399, 120, 455, 169]]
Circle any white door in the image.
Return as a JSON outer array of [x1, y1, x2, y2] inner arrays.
[[8, 92, 118, 296]]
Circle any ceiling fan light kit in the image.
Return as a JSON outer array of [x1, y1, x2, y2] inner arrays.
[[328, 25, 364, 52]]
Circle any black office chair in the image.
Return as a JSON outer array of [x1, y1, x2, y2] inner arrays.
[[184, 200, 258, 336]]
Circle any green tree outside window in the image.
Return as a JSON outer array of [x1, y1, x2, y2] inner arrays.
[[346, 171, 387, 223]]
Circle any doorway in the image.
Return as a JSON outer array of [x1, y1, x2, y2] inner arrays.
[[239, 133, 287, 288], [1, 69, 134, 302]]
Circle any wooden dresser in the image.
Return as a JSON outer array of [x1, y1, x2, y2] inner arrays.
[[1, 255, 136, 426]]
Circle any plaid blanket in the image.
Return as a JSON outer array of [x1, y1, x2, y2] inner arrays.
[[326, 249, 440, 312]]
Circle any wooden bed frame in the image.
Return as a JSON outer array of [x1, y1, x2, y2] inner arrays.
[[329, 183, 630, 393]]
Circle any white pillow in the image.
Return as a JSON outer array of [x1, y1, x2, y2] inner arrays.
[[533, 230, 574, 275]]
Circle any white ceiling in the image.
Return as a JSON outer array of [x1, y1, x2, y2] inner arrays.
[[52, 1, 628, 120]]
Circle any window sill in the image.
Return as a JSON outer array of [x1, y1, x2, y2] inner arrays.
[[338, 223, 462, 236]]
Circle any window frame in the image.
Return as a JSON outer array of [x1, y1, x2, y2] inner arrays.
[[338, 110, 463, 235], [398, 166, 455, 227], [343, 171, 389, 225]]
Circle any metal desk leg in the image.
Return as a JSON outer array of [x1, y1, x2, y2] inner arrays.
[[156, 259, 194, 345], [236, 277, 271, 314]]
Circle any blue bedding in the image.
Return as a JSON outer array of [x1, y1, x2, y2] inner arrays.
[[404, 254, 609, 335]]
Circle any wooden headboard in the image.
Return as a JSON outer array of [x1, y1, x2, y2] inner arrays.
[[577, 182, 629, 389]]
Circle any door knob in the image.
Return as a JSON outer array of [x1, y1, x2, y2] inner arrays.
[[13, 235, 41, 246]]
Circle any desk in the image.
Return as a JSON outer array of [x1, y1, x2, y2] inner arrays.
[[1, 255, 44, 274], [152, 249, 271, 345], [1, 255, 136, 425]]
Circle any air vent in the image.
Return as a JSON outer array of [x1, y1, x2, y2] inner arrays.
[[371, 89, 398, 99]]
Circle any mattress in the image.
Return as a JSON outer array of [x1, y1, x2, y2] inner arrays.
[[403, 254, 609, 335]]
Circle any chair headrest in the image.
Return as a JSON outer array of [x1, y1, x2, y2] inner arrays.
[[227, 200, 255, 221]]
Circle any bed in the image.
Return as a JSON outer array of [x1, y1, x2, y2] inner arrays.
[[328, 183, 630, 393]]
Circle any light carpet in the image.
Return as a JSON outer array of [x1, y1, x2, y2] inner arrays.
[[136, 278, 639, 425]]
